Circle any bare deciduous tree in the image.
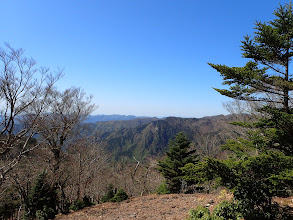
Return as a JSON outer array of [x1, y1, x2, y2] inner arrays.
[[195, 133, 222, 158], [0, 44, 62, 185], [222, 99, 260, 122], [65, 138, 109, 201], [37, 87, 97, 172], [31, 87, 97, 212]]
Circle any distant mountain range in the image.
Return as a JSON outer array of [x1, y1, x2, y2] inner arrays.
[[83, 115, 151, 123], [79, 114, 243, 161]]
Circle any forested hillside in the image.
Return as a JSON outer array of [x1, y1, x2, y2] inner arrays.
[[79, 114, 243, 160]]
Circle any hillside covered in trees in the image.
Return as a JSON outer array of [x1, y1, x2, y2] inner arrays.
[[11, 113, 248, 162], [78, 114, 244, 161]]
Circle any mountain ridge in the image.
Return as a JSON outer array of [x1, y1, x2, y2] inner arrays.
[[83, 114, 154, 123], [79, 114, 240, 161]]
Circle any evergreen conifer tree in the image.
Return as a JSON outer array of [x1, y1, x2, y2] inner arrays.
[[209, 2, 293, 115], [189, 2, 293, 219], [24, 172, 57, 220], [157, 132, 198, 193]]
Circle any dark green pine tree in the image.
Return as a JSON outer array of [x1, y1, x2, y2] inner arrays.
[[24, 172, 57, 220], [202, 2, 293, 219], [209, 2, 293, 115], [157, 132, 198, 193]]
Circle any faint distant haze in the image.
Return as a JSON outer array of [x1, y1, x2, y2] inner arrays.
[[0, 0, 287, 117]]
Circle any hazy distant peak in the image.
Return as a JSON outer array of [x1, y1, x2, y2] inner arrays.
[[83, 114, 149, 123]]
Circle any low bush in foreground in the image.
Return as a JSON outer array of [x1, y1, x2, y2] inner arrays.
[[101, 186, 129, 203], [156, 182, 170, 194], [188, 201, 243, 220], [188, 200, 291, 220], [69, 196, 94, 211], [110, 189, 128, 202]]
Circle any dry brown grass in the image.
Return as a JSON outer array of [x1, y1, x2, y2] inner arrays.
[[55, 193, 293, 220]]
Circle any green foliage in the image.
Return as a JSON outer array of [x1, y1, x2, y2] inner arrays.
[[182, 159, 220, 185], [209, 2, 293, 113], [0, 187, 20, 219], [188, 206, 211, 220], [203, 2, 293, 219], [101, 186, 128, 203], [156, 182, 171, 194], [24, 172, 57, 220], [255, 106, 293, 156], [69, 196, 94, 212], [188, 202, 243, 220], [188, 201, 291, 220], [157, 132, 198, 193], [89, 117, 202, 161], [110, 188, 129, 202], [35, 207, 55, 220], [212, 201, 243, 220], [188, 152, 292, 219], [82, 196, 94, 207], [101, 184, 116, 203], [69, 200, 85, 211]]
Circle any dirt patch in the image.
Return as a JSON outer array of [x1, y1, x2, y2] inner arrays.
[[56, 193, 220, 220], [56, 193, 293, 220]]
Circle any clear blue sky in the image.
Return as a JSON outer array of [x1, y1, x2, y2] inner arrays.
[[0, 0, 289, 117]]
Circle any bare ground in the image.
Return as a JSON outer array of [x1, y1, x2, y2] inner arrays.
[[56, 193, 293, 220]]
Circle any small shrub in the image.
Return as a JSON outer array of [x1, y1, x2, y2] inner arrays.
[[188, 206, 211, 220], [24, 172, 57, 220], [61, 201, 71, 214], [36, 210, 46, 220], [217, 189, 232, 201], [69, 196, 94, 212], [212, 201, 243, 220], [83, 196, 94, 207], [35, 206, 56, 220], [0, 188, 20, 220], [188, 201, 243, 220], [69, 200, 85, 211], [242, 202, 291, 220], [101, 184, 116, 203], [110, 189, 128, 202], [156, 182, 170, 194], [101, 185, 128, 203]]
